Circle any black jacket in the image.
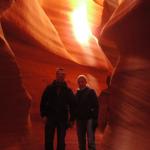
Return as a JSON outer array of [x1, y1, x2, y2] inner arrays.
[[40, 80, 75, 122], [75, 87, 99, 120]]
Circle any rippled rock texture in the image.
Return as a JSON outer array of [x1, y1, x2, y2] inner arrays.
[[0, 0, 150, 150]]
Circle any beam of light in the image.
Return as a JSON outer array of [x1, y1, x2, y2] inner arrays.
[[71, 3, 92, 44]]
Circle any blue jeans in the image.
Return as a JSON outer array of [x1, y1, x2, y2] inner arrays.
[[76, 119, 96, 150]]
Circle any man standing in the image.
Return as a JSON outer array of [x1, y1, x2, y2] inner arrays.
[[75, 75, 99, 150], [40, 67, 75, 150]]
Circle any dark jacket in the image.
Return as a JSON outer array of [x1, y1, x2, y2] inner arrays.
[[40, 80, 75, 122], [75, 87, 99, 120]]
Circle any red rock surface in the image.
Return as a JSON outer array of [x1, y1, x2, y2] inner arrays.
[[0, 0, 150, 150], [98, 0, 150, 149]]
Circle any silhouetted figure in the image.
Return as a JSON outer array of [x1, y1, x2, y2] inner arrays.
[[98, 76, 111, 132], [75, 75, 99, 150], [40, 67, 75, 150]]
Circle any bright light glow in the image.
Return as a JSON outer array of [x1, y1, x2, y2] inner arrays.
[[71, 3, 91, 44]]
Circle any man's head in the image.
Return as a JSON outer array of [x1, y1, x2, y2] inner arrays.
[[77, 75, 87, 90], [55, 67, 65, 82]]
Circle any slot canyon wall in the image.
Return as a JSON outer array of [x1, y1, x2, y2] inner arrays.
[[0, 0, 111, 133], [0, 0, 150, 150], [97, 0, 150, 150]]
